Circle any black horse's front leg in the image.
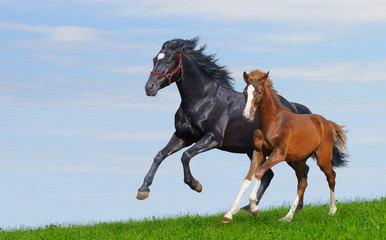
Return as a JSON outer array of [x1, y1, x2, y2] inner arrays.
[[137, 133, 188, 200], [181, 133, 220, 192]]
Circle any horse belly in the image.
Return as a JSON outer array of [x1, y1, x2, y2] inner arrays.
[[286, 125, 319, 161], [219, 116, 257, 153]]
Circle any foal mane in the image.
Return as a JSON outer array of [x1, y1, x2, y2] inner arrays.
[[250, 69, 281, 105], [162, 37, 234, 90]]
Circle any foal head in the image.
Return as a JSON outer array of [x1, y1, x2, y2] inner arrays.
[[242, 70, 270, 121]]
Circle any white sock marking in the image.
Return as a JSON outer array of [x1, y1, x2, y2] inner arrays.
[[249, 179, 260, 213], [224, 179, 251, 219], [329, 189, 337, 215], [281, 194, 300, 222]]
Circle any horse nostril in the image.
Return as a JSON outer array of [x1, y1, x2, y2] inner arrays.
[[150, 83, 155, 91]]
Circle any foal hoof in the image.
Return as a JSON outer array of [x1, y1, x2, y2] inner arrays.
[[279, 216, 292, 222], [222, 217, 232, 223], [252, 209, 259, 217], [136, 191, 149, 200]]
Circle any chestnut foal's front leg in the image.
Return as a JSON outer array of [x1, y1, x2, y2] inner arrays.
[[222, 149, 264, 223], [254, 146, 308, 222], [223, 130, 266, 223]]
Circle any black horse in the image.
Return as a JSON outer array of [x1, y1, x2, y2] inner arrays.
[[138, 37, 346, 214]]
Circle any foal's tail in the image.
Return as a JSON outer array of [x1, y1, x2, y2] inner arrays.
[[328, 121, 349, 168]]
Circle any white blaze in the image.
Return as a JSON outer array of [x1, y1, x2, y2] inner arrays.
[[157, 52, 165, 60], [243, 84, 255, 119]]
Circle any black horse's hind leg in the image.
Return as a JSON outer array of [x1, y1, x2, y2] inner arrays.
[[181, 133, 220, 192], [137, 133, 188, 200]]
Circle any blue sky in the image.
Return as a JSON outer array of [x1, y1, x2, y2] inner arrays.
[[1, 0, 385, 229]]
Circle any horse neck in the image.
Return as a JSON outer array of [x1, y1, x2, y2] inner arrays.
[[258, 87, 282, 130], [176, 58, 220, 107]]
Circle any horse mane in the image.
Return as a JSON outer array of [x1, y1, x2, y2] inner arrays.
[[162, 37, 234, 90], [249, 69, 282, 105]]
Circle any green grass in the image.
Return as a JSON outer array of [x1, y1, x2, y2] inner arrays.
[[1, 198, 384, 240]]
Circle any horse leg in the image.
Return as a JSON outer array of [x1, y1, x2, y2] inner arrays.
[[316, 144, 336, 215], [240, 168, 274, 214], [222, 150, 263, 223], [280, 159, 308, 222], [181, 133, 220, 192], [286, 161, 310, 213], [241, 129, 274, 216], [137, 133, 188, 200], [253, 147, 287, 220]]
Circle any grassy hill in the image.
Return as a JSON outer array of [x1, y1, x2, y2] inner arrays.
[[1, 198, 384, 239]]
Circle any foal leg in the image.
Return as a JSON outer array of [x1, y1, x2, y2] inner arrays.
[[280, 159, 308, 222], [248, 150, 265, 217], [222, 150, 263, 223], [316, 144, 337, 215], [241, 130, 274, 216], [287, 161, 310, 213]]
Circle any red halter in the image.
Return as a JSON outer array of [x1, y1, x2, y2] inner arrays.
[[150, 53, 184, 86]]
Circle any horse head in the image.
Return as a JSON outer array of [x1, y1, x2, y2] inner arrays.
[[145, 45, 184, 96], [242, 70, 269, 121]]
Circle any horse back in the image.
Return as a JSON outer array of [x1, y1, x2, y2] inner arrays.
[[281, 111, 331, 159]]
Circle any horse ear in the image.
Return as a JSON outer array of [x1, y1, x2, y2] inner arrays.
[[243, 71, 249, 83], [260, 71, 269, 84]]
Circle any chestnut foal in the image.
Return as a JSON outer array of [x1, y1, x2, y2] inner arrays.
[[223, 70, 347, 223]]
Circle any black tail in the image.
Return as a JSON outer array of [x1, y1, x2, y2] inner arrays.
[[291, 102, 349, 168], [331, 143, 349, 168]]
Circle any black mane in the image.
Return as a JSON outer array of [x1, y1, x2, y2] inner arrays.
[[162, 37, 234, 89]]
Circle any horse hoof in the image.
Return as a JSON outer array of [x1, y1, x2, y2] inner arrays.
[[195, 181, 202, 193], [252, 209, 259, 217], [136, 191, 149, 200], [279, 216, 291, 222], [222, 217, 232, 223]]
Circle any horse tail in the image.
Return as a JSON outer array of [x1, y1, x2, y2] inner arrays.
[[328, 121, 349, 168]]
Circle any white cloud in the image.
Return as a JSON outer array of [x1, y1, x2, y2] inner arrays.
[[0, 22, 154, 51], [233, 59, 386, 83], [260, 33, 327, 44], [30, 54, 83, 67], [95, 65, 149, 75], [0, 22, 111, 41], [272, 60, 386, 83], [105, 0, 386, 24], [26, 128, 171, 142]]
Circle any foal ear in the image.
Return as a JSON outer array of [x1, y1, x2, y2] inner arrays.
[[243, 71, 249, 83], [260, 71, 269, 84]]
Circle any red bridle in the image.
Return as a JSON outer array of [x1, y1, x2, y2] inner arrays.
[[150, 53, 184, 86]]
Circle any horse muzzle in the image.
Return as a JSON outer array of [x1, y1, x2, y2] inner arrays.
[[243, 109, 255, 121]]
